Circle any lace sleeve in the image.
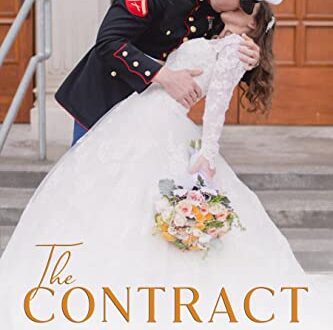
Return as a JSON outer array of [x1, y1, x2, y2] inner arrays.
[[200, 36, 246, 169]]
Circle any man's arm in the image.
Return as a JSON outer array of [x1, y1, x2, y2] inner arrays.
[[95, 0, 203, 109], [94, 0, 166, 93]]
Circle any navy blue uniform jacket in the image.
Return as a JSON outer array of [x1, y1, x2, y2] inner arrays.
[[55, 0, 250, 129]]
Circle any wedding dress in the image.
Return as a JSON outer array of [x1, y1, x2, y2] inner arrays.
[[0, 34, 332, 329]]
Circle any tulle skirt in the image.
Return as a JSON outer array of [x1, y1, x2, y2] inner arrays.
[[0, 86, 332, 329]]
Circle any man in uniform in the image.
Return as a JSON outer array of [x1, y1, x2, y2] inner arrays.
[[55, 0, 262, 145]]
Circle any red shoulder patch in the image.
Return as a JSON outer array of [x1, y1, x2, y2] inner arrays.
[[125, 0, 148, 18]]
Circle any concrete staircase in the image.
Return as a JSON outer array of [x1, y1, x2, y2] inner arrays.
[[0, 161, 52, 256], [0, 125, 332, 273], [0, 161, 332, 273], [238, 169, 333, 273]]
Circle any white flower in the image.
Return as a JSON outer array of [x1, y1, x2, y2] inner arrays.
[[168, 226, 177, 235], [161, 207, 174, 222], [220, 222, 231, 233], [174, 189, 188, 197], [201, 187, 217, 196], [197, 243, 207, 250], [155, 197, 170, 213], [209, 203, 226, 215], [192, 228, 203, 237], [175, 200, 192, 217], [198, 233, 212, 244], [177, 232, 189, 241], [185, 227, 193, 235], [174, 213, 187, 227], [175, 228, 189, 240]]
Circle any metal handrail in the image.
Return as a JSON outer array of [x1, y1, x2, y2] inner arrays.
[[0, 0, 52, 160]]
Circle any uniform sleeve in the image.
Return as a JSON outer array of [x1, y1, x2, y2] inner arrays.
[[200, 38, 246, 169], [95, 0, 166, 93]]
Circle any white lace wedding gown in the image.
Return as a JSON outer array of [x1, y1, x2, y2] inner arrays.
[[0, 35, 332, 329]]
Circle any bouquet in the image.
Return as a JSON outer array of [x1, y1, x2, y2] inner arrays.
[[154, 175, 244, 252]]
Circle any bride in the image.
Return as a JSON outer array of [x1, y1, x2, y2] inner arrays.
[[0, 2, 332, 329]]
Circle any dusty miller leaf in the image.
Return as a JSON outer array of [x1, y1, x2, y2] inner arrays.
[[159, 179, 176, 197]]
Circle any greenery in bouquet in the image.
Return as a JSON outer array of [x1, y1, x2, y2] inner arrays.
[[154, 175, 244, 252]]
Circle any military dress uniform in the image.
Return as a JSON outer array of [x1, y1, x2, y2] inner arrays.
[[55, 0, 249, 131]]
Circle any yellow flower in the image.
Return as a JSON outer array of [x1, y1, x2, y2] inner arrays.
[[193, 206, 212, 222], [196, 214, 205, 222], [192, 205, 200, 214], [195, 223, 205, 230], [160, 223, 169, 232], [204, 213, 214, 221], [162, 232, 176, 242], [183, 235, 196, 245], [190, 245, 201, 251], [192, 206, 202, 220]]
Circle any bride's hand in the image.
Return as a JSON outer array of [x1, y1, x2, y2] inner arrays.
[[189, 154, 216, 180]]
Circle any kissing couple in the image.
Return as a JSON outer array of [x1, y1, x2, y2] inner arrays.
[[0, 1, 332, 329]]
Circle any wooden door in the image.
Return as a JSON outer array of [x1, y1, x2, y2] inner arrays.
[[0, 0, 34, 123], [189, 0, 333, 125], [240, 0, 333, 124]]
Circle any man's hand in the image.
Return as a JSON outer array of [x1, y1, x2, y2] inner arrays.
[[239, 33, 260, 71], [153, 67, 203, 109]]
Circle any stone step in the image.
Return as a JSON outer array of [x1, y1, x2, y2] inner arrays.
[[281, 228, 333, 252], [237, 171, 333, 191], [0, 225, 15, 255], [257, 190, 333, 228], [0, 169, 48, 189], [0, 188, 34, 226], [281, 228, 333, 273], [2, 168, 333, 191], [294, 252, 333, 273], [1, 226, 332, 273], [0, 161, 51, 189], [1, 188, 332, 273], [1, 188, 333, 228], [2, 160, 333, 191]]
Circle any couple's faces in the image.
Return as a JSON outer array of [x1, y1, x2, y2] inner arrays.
[[212, 1, 259, 35], [221, 4, 259, 30], [210, 0, 240, 12]]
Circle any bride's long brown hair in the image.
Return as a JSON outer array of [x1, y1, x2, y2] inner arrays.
[[240, 3, 275, 113]]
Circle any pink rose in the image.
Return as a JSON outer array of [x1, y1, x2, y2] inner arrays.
[[207, 228, 219, 238], [187, 191, 204, 206], [176, 200, 192, 217], [216, 211, 229, 221], [199, 202, 209, 215]]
